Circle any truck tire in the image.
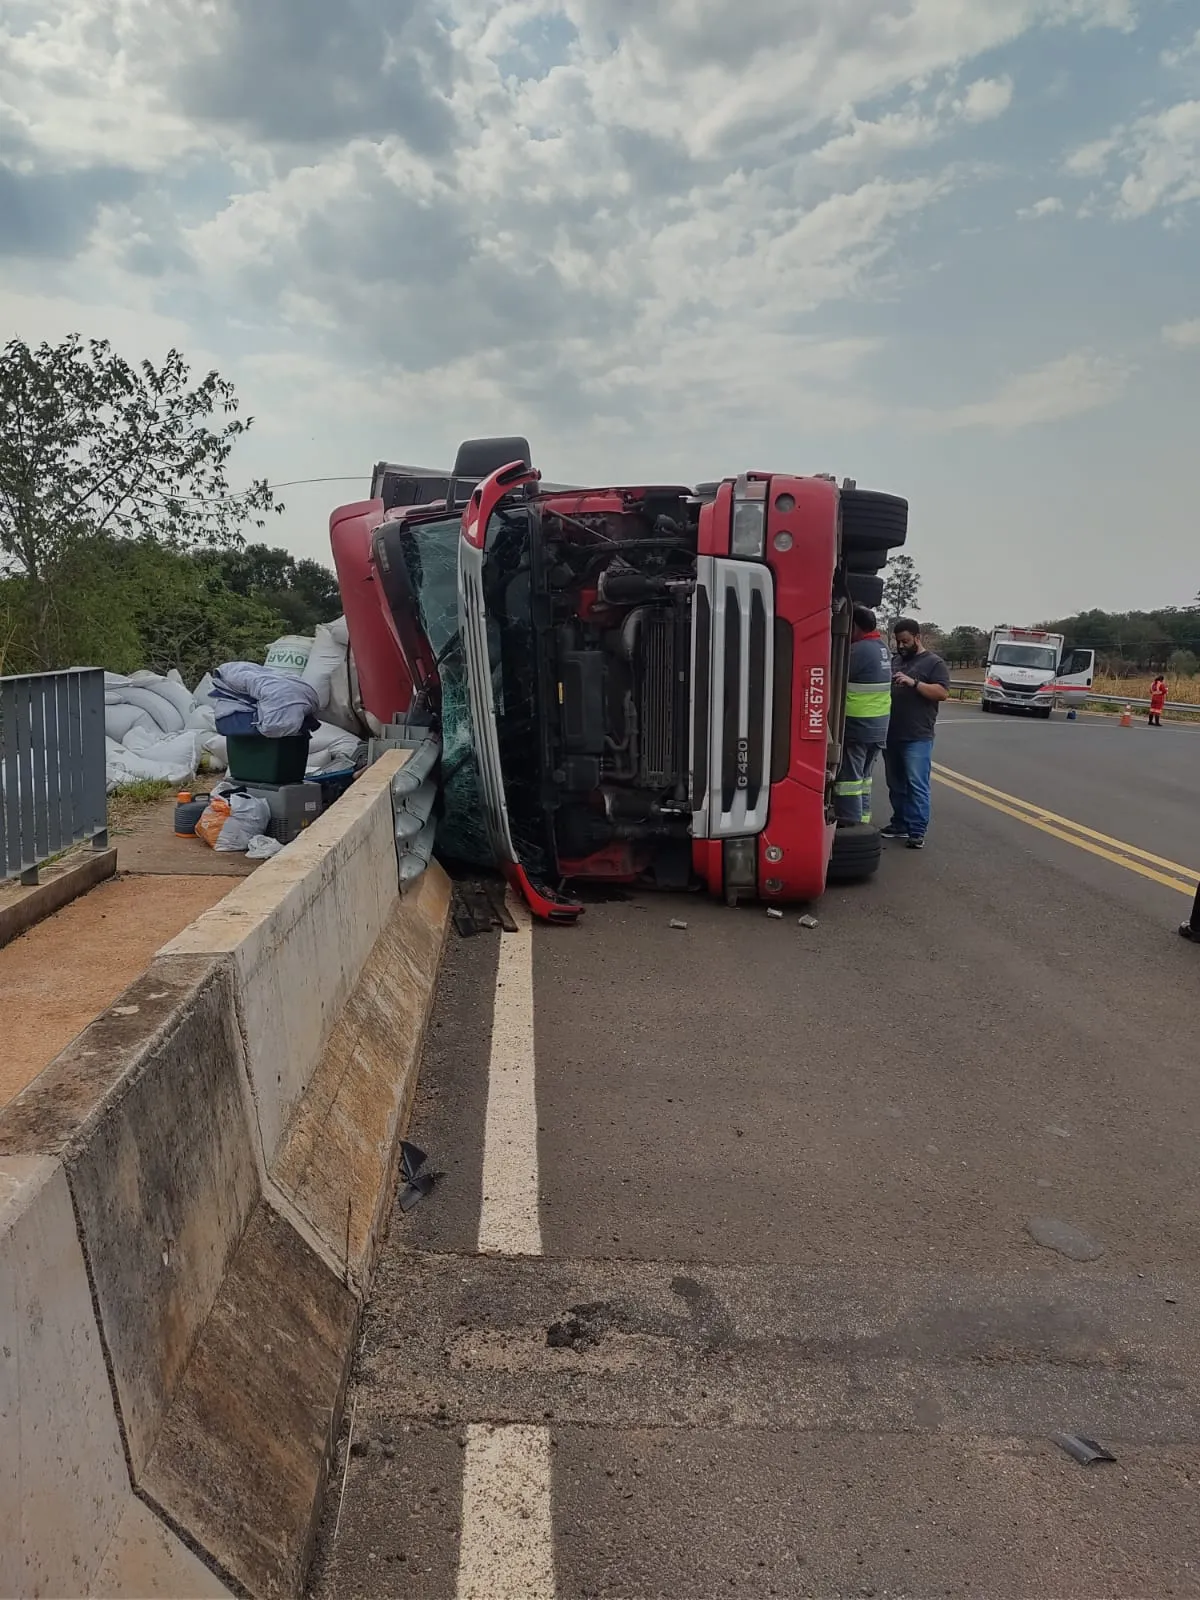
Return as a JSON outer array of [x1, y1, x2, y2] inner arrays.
[[979, 698, 992, 713], [452, 436, 532, 479], [1036, 704, 1053, 719], [693, 481, 722, 499], [847, 573, 885, 607], [841, 489, 908, 565], [826, 822, 882, 883]]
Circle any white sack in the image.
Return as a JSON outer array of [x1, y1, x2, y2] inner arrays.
[[104, 703, 150, 742], [105, 737, 194, 791], [301, 621, 347, 710], [264, 635, 314, 676]]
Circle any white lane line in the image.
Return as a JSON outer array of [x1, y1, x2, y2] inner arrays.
[[457, 1424, 556, 1600], [478, 889, 541, 1255], [462, 908, 555, 1599]]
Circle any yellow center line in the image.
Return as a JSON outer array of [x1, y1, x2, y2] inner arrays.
[[931, 764, 1199, 897]]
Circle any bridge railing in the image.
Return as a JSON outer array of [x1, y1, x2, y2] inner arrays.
[[1, 669, 108, 885], [948, 679, 1197, 714]]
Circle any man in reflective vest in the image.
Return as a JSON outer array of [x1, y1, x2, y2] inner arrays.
[[835, 605, 891, 825]]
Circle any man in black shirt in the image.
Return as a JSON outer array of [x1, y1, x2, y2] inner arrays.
[[881, 617, 951, 849]]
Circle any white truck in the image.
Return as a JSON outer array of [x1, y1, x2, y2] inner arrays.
[[980, 626, 1095, 718]]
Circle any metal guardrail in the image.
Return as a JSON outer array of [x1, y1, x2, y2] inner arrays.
[[369, 723, 440, 889], [1, 669, 108, 885], [947, 679, 1196, 714]]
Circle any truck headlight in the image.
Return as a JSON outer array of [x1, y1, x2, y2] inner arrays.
[[731, 476, 767, 558]]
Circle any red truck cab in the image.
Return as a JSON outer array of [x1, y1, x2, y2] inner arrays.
[[455, 464, 907, 921]]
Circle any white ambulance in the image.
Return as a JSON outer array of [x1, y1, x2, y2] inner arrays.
[[980, 626, 1095, 718]]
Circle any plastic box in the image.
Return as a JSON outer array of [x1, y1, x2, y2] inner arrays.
[[225, 733, 311, 786], [242, 782, 322, 844]]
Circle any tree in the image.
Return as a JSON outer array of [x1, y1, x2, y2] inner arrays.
[[201, 543, 341, 633], [943, 625, 988, 666], [0, 335, 278, 586], [1168, 648, 1199, 677], [0, 532, 293, 683], [881, 553, 921, 621]]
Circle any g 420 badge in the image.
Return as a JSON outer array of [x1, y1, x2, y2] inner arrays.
[[800, 664, 827, 741]]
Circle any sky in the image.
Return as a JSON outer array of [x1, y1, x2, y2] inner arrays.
[[1, 0, 1197, 628]]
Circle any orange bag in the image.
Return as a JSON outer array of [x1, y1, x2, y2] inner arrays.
[[195, 794, 232, 849]]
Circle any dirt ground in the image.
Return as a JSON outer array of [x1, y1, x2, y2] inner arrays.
[[0, 872, 237, 1110]]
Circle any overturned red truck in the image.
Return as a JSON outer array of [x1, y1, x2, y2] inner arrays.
[[332, 439, 908, 923]]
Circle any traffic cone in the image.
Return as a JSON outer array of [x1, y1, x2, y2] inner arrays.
[[1120, 705, 1132, 727]]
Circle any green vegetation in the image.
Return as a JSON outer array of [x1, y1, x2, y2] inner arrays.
[[0, 335, 340, 683], [930, 608, 1200, 674]]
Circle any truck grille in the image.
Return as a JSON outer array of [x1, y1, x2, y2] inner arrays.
[[691, 557, 774, 837]]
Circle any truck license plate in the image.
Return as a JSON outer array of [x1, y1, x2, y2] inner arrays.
[[801, 665, 827, 741]]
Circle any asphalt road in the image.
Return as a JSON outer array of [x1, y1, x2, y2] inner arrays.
[[310, 703, 1200, 1600]]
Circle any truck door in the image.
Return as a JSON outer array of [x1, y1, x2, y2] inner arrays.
[[1055, 648, 1095, 704]]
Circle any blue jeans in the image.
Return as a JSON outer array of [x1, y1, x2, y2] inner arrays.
[[834, 740, 885, 824], [885, 739, 933, 839]]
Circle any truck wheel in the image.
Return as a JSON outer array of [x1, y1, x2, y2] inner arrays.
[[980, 698, 992, 713], [846, 573, 885, 607], [841, 489, 908, 562], [826, 822, 882, 883], [693, 481, 722, 500], [1037, 705, 1053, 719]]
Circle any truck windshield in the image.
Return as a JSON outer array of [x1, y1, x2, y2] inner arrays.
[[393, 516, 460, 657], [993, 643, 1057, 671]]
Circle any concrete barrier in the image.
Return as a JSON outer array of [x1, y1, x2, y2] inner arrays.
[[0, 752, 451, 1597], [162, 764, 402, 1168], [0, 1155, 228, 1599]]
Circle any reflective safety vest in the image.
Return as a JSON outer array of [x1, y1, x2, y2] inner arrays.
[[844, 632, 891, 742]]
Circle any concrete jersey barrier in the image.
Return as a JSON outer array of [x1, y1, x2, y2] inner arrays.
[[0, 752, 451, 1597]]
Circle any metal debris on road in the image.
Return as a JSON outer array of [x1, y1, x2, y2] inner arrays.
[[453, 884, 518, 937], [1053, 1432, 1117, 1466], [400, 1141, 426, 1183], [669, 918, 689, 930], [766, 907, 784, 919], [398, 1141, 440, 1213], [798, 914, 819, 928]]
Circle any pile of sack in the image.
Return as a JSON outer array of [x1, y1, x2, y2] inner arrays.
[[104, 671, 226, 791], [103, 617, 368, 791]]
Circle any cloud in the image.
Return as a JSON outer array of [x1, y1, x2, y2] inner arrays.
[[1162, 318, 1200, 349], [958, 75, 1015, 122], [0, 160, 138, 258], [1063, 135, 1117, 176], [1161, 29, 1200, 69], [1017, 194, 1064, 218], [1113, 100, 1200, 217], [1063, 100, 1200, 217], [928, 351, 1130, 431], [172, 0, 459, 155]]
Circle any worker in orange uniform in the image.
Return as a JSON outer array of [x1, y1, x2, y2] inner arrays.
[[1148, 675, 1167, 728]]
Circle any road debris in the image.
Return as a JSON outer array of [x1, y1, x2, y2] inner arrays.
[[1026, 1217, 1104, 1262], [766, 907, 784, 919], [1053, 1432, 1117, 1466], [546, 1301, 607, 1351], [398, 1141, 440, 1213], [798, 914, 819, 929], [669, 918, 689, 930], [453, 883, 518, 937]]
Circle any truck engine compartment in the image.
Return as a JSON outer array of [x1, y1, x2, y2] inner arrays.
[[483, 486, 705, 885]]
